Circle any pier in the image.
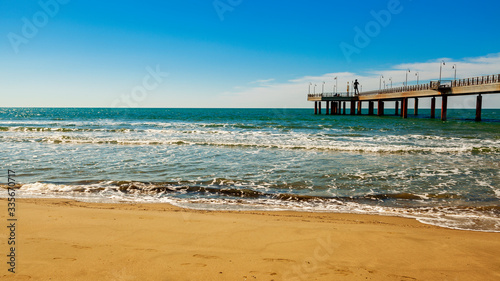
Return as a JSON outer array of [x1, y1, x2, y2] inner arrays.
[[308, 74, 500, 121]]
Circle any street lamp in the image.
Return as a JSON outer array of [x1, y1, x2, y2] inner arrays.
[[322, 81, 325, 94], [379, 75, 384, 90], [415, 72, 419, 85], [405, 69, 410, 89], [308, 82, 312, 95], [439, 60, 446, 82], [452, 64, 457, 81], [389, 77, 393, 88], [314, 84, 317, 95], [334, 77, 338, 94]]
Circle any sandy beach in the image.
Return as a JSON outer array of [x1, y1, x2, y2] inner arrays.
[[1, 198, 499, 281]]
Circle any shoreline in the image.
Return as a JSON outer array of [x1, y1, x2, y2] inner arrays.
[[1, 198, 500, 280]]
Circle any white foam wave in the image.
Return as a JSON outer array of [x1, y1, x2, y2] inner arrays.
[[3, 183, 499, 233]]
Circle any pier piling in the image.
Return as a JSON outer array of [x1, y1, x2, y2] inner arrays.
[[476, 94, 482, 122], [402, 98, 408, 118], [368, 101, 374, 115], [377, 100, 384, 116], [441, 95, 448, 121], [430, 97, 436, 119]]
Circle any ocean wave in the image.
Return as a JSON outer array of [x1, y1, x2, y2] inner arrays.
[[5, 135, 491, 154], [2, 181, 499, 232]]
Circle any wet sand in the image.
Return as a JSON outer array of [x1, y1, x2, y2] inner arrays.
[[1, 198, 499, 280]]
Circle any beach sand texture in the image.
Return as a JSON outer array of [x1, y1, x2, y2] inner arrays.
[[1, 198, 499, 281]]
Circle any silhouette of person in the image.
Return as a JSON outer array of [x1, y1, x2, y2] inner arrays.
[[354, 79, 360, 95]]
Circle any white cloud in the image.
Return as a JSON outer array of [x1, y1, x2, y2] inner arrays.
[[214, 53, 500, 108], [250, 78, 275, 84]]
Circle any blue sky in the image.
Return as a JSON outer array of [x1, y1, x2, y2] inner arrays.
[[1, 0, 500, 107]]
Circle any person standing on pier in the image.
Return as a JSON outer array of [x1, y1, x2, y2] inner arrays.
[[354, 79, 360, 95]]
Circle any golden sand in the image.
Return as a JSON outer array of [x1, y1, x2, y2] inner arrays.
[[1, 198, 499, 280]]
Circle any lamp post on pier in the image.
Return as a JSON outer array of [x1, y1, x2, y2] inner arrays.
[[405, 69, 410, 89], [415, 72, 419, 85], [322, 81, 325, 94], [452, 64, 457, 81], [313, 84, 317, 95], [439, 60, 446, 82], [334, 77, 338, 94], [379, 75, 384, 90], [389, 77, 392, 88], [308, 82, 312, 95]]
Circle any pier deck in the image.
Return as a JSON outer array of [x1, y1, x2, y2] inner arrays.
[[307, 74, 500, 121]]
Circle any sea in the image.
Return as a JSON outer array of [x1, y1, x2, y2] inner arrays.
[[0, 107, 499, 232]]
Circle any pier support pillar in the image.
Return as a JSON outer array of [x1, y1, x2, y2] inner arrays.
[[368, 101, 374, 115], [476, 94, 482, 122], [395, 101, 399, 116], [402, 98, 408, 118], [357, 101, 362, 115], [343, 102, 346, 115], [441, 95, 448, 121], [326, 101, 330, 115], [333, 102, 336, 115], [337, 102, 341, 115], [377, 100, 384, 116], [318, 102, 322, 115], [314, 102, 318, 115], [414, 98, 419, 115], [430, 97, 436, 119], [350, 101, 356, 115]]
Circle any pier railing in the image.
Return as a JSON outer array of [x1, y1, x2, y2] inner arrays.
[[358, 74, 500, 96], [308, 74, 500, 98], [451, 74, 500, 87], [307, 92, 352, 98]]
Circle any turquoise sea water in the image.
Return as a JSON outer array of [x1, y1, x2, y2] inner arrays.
[[0, 108, 499, 232]]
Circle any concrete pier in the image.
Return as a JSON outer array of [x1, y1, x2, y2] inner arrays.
[[307, 73, 499, 122]]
